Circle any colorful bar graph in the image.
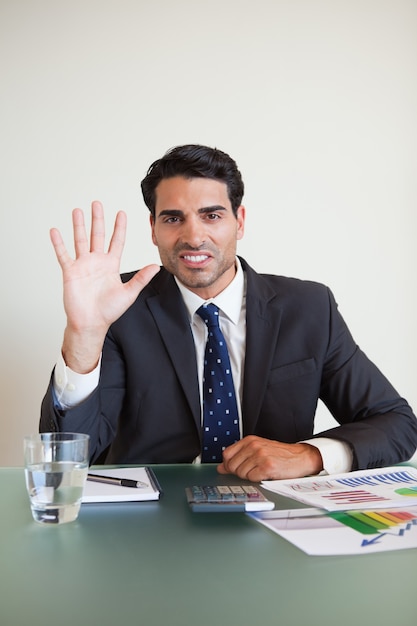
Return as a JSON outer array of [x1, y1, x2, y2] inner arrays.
[[327, 509, 417, 535]]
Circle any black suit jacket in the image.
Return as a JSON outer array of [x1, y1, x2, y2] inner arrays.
[[40, 258, 417, 469]]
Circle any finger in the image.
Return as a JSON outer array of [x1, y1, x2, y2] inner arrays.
[[220, 438, 246, 466], [217, 462, 229, 475], [218, 455, 259, 481], [107, 210, 127, 259], [124, 264, 160, 298], [72, 208, 89, 257], [49, 227, 73, 271], [217, 440, 247, 475], [220, 437, 265, 479], [90, 201, 106, 253], [245, 465, 267, 482]]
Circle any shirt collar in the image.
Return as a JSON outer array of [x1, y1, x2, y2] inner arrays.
[[175, 257, 244, 325]]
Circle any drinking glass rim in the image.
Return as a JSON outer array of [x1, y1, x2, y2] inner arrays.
[[24, 433, 90, 451], [24, 432, 90, 442]]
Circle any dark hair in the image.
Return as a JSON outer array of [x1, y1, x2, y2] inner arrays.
[[141, 144, 244, 217]]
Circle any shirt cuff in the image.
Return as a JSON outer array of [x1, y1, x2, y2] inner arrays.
[[303, 437, 353, 475], [53, 352, 101, 409]]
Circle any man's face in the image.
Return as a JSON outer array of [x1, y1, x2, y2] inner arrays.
[[150, 176, 245, 299]]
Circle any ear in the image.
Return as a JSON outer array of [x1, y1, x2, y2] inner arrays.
[[150, 214, 157, 246], [236, 205, 245, 241]]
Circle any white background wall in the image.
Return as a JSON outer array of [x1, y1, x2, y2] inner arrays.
[[1, 0, 416, 465]]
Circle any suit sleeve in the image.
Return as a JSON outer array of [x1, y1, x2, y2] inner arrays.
[[39, 329, 125, 463], [317, 288, 417, 469]]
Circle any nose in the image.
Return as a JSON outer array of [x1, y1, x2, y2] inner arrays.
[[181, 214, 207, 248]]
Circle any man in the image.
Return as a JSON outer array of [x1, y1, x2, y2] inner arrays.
[[40, 144, 417, 481]]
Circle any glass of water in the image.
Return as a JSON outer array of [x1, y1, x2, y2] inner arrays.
[[24, 432, 90, 524]]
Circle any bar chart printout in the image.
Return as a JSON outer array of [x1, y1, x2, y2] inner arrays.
[[261, 467, 417, 511], [248, 507, 417, 555]]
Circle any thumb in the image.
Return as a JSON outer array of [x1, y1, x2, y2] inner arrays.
[[126, 264, 161, 295]]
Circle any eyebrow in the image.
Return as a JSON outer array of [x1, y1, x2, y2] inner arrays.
[[157, 205, 228, 219]]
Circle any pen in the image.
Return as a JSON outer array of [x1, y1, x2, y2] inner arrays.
[[87, 473, 149, 489]]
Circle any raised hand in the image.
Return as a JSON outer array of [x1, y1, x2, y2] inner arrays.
[[50, 201, 160, 373]]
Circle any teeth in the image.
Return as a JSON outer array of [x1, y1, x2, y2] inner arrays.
[[183, 255, 208, 263]]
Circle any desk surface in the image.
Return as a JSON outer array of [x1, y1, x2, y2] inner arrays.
[[1, 464, 416, 626]]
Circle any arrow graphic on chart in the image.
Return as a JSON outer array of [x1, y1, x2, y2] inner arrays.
[[361, 533, 387, 546], [361, 518, 417, 547]]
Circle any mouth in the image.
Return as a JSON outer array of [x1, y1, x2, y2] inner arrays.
[[180, 253, 212, 268]]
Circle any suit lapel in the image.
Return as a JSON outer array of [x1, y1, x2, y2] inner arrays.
[[241, 260, 283, 434], [146, 271, 202, 433], [144, 262, 283, 438]]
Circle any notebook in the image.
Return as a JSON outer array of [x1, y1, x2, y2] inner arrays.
[[82, 467, 161, 503]]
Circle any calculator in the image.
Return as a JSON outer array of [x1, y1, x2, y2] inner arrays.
[[185, 485, 275, 512]]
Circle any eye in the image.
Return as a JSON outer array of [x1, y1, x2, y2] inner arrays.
[[205, 213, 221, 220]]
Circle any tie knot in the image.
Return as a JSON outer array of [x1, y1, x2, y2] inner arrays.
[[196, 303, 220, 328]]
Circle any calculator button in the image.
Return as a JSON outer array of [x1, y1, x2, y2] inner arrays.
[[243, 486, 261, 498], [229, 486, 246, 500], [216, 486, 234, 501], [191, 486, 205, 501], [204, 486, 219, 501]]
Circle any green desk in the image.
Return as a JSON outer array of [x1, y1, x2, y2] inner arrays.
[[0, 464, 416, 626]]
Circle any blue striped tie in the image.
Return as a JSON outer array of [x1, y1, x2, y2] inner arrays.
[[197, 303, 240, 462]]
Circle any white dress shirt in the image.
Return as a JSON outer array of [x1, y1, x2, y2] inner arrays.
[[53, 258, 352, 474]]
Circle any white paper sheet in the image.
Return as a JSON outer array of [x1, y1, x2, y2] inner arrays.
[[261, 466, 417, 511], [82, 467, 160, 503], [248, 506, 417, 555]]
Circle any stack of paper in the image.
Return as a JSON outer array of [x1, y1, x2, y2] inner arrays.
[[248, 467, 417, 555]]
